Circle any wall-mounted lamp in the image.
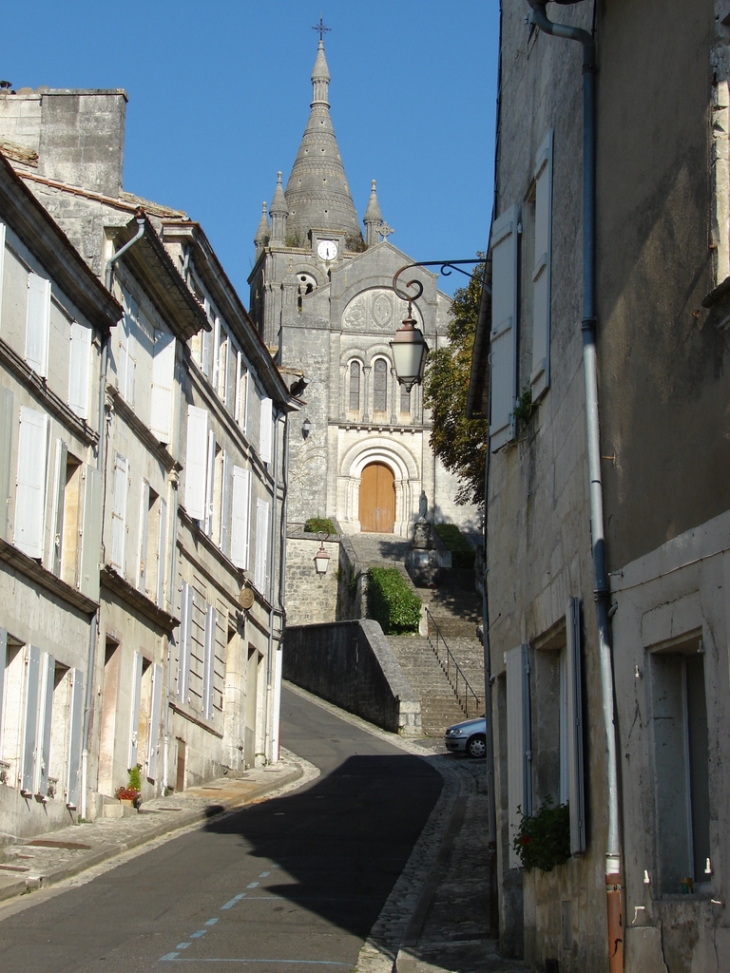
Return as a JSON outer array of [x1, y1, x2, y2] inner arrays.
[[302, 417, 312, 439], [314, 532, 330, 575]]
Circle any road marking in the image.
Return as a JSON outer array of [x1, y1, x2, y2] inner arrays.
[[246, 881, 259, 888], [190, 930, 208, 939], [160, 953, 179, 961], [258, 871, 271, 877], [221, 894, 247, 910], [206, 918, 219, 926], [176, 943, 191, 949]]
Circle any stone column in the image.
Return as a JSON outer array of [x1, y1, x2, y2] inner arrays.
[[389, 367, 398, 425], [362, 366, 371, 423]]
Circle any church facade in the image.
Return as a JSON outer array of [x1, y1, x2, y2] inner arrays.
[[248, 40, 478, 537]]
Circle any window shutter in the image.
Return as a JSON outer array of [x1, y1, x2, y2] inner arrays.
[[220, 451, 231, 556], [177, 582, 193, 703], [489, 205, 520, 451], [259, 396, 273, 464], [0, 386, 12, 541], [506, 643, 532, 868], [68, 321, 91, 420], [231, 466, 251, 569], [235, 351, 243, 422], [79, 465, 102, 600], [212, 316, 221, 391], [156, 497, 167, 609], [37, 652, 55, 797], [531, 130, 554, 402], [0, 222, 5, 330], [50, 439, 67, 575], [566, 597, 586, 853], [65, 667, 84, 809], [137, 481, 150, 593], [120, 292, 137, 405], [110, 454, 129, 574], [0, 629, 6, 756], [184, 406, 208, 520], [201, 323, 211, 378], [128, 651, 143, 770], [204, 430, 216, 536], [21, 645, 41, 794], [254, 498, 270, 592], [26, 273, 51, 377], [150, 329, 176, 444], [146, 663, 163, 781], [203, 605, 216, 720], [15, 407, 49, 559]]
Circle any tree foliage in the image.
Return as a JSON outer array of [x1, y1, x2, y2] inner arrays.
[[422, 262, 488, 508]]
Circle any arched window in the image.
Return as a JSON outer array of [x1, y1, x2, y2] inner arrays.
[[400, 383, 411, 416], [373, 359, 387, 413], [349, 361, 360, 412]]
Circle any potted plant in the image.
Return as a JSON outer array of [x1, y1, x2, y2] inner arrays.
[[513, 798, 570, 872], [116, 765, 142, 808]]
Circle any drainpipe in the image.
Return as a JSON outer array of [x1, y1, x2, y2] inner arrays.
[[80, 216, 147, 820], [526, 4, 623, 971], [265, 410, 282, 763]]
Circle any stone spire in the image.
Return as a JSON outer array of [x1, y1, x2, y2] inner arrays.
[[363, 179, 384, 246], [284, 40, 362, 247], [269, 172, 289, 244], [254, 201, 270, 255]]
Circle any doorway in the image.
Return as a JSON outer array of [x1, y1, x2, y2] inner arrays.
[[359, 462, 395, 533]]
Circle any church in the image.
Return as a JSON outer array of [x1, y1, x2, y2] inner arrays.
[[248, 37, 478, 538]]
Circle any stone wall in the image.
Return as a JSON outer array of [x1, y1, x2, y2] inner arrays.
[[283, 619, 421, 735], [284, 532, 341, 626]]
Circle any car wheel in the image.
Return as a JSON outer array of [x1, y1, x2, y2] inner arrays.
[[466, 734, 486, 759]]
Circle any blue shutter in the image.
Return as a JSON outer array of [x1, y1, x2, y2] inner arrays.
[[531, 130, 554, 402], [489, 205, 520, 451], [566, 597, 586, 853], [65, 667, 84, 809]]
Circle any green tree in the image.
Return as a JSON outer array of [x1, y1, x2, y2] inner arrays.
[[422, 261, 488, 507]]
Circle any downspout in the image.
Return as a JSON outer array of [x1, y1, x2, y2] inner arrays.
[[265, 409, 282, 763], [526, 4, 623, 971], [80, 216, 146, 820]]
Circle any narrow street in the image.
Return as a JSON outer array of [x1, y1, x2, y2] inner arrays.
[[0, 688, 443, 973]]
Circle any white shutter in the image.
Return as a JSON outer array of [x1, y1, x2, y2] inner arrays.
[[259, 396, 273, 464], [177, 582, 193, 703], [203, 605, 216, 720], [531, 130, 554, 402], [489, 205, 520, 451], [220, 451, 231, 556], [120, 292, 137, 405], [204, 429, 216, 537], [68, 321, 92, 420], [235, 351, 243, 422], [0, 629, 6, 758], [15, 407, 49, 559], [49, 438, 67, 575], [506, 643, 532, 868], [231, 466, 251, 569], [254, 498, 270, 592], [184, 406, 208, 520], [0, 386, 12, 541], [0, 222, 5, 330], [25, 273, 51, 377], [21, 644, 41, 794], [150, 329, 176, 443], [137, 481, 150, 593], [128, 651, 143, 769], [212, 316, 221, 390], [110, 454, 129, 574], [156, 497, 167, 609], [65, 667, 84, 809], [566, 597, 586, 853], [79, 465, 102, 600], [146, 663, 163, 781], [36, 652, 55, 797]]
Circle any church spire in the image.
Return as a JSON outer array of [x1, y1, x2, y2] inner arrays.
[[269, 172, 289, 243], [254, 201, 270, 255], [363, 179, 384, 246], [283, 37, 362, 247]]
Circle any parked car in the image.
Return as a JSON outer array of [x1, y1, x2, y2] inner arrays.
[[444, 716, 487, 758]]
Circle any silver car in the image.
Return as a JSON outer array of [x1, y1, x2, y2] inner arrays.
[[444, 716, 487, 758]]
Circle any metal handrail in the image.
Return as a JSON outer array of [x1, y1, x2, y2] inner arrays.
[[424, 607, 482, 718]]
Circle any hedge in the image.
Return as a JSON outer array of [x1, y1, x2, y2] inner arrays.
[[304, 517, 337, 536], [367, 567, 421, 634], [433, 523, 475, 569]]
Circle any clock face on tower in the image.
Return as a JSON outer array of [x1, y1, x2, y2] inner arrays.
[[317, 239, 338, 261]]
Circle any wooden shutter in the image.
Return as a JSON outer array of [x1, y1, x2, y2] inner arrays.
[[566, 597, 586, 853], [0, 386, 12, 541], [212, 316, 221, 391], [0, 222, 5, 329], [506, 643, 532, 868], [65, 667, 84, 809], [254, 498, 270, 592], [150, 329, 176, 443], [220, 451, 231, 556], [137, 481, 150, 592], [177, 582, 193, 703], [259, 395, 273, 464], [26, 273, 51, 377], [0, 629, 6, 757], [231, 466, 251, 569], [15, 407, 49, 559], [79, 465, 102, 600], [110, 454, 129, 574], [146, 663, 163, 781], [68, 320, 92, 420], [489, 205, 520, 451], [156, 497, 167, 608], [184, 405, 208, 520], [21, 644, 41, 794], [531, 130, 554, 402], [37, 652, 55, 797], [204, 429, 216, 536], [119, 291, 137, 405], [128, 651, 143, 769], [203, 605, 216, 720], [50, 439, 67, 575]]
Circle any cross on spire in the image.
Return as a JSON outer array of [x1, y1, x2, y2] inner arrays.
[[311, 15, 331, 41]]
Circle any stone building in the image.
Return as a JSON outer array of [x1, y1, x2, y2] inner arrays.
[[469, 2, 730, 971], [248, 40, 478, 541], [0, 86, 294, 829]]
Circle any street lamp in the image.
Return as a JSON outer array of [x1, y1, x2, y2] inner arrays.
[[313, 530, 330, 575]]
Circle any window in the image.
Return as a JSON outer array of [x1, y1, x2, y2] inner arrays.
[[177, 582, 194, 704], [259, 394, 273, 464], [349, 361, 360, 412], [235, 352, 249, 430], [117, 289, 137, 405], [0, 386, 12, 542], [489, 205, 520, 451], [231, 466, 251, 570], [203, 604, 217, 721], [254, 498, 270, 592], [184, 405, 208, 520], [110, 453, 129, 575], [68, 320, 92, 420], [15, 407, 49, 560], [373, 359, 387, 413], [531, 130, 554, 402], [26, 273, 51, 378], [400, 383, 411, 417], [150, 328, 176, 444]]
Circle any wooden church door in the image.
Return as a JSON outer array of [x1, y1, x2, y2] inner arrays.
[[359, 462, 395, 533]]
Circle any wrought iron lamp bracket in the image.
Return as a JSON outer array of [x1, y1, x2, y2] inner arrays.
[[392, 259, 484, 303]]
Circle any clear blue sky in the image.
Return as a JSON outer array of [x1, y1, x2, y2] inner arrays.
[[2, 1, 499, 299]]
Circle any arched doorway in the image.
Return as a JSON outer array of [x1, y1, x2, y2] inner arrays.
[[359, 462, 395, 533]]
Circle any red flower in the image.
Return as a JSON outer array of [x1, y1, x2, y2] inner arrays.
[[520, 836, 532, 845]]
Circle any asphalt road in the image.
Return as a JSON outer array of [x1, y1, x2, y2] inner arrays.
[[0, 687, 442, 972]]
